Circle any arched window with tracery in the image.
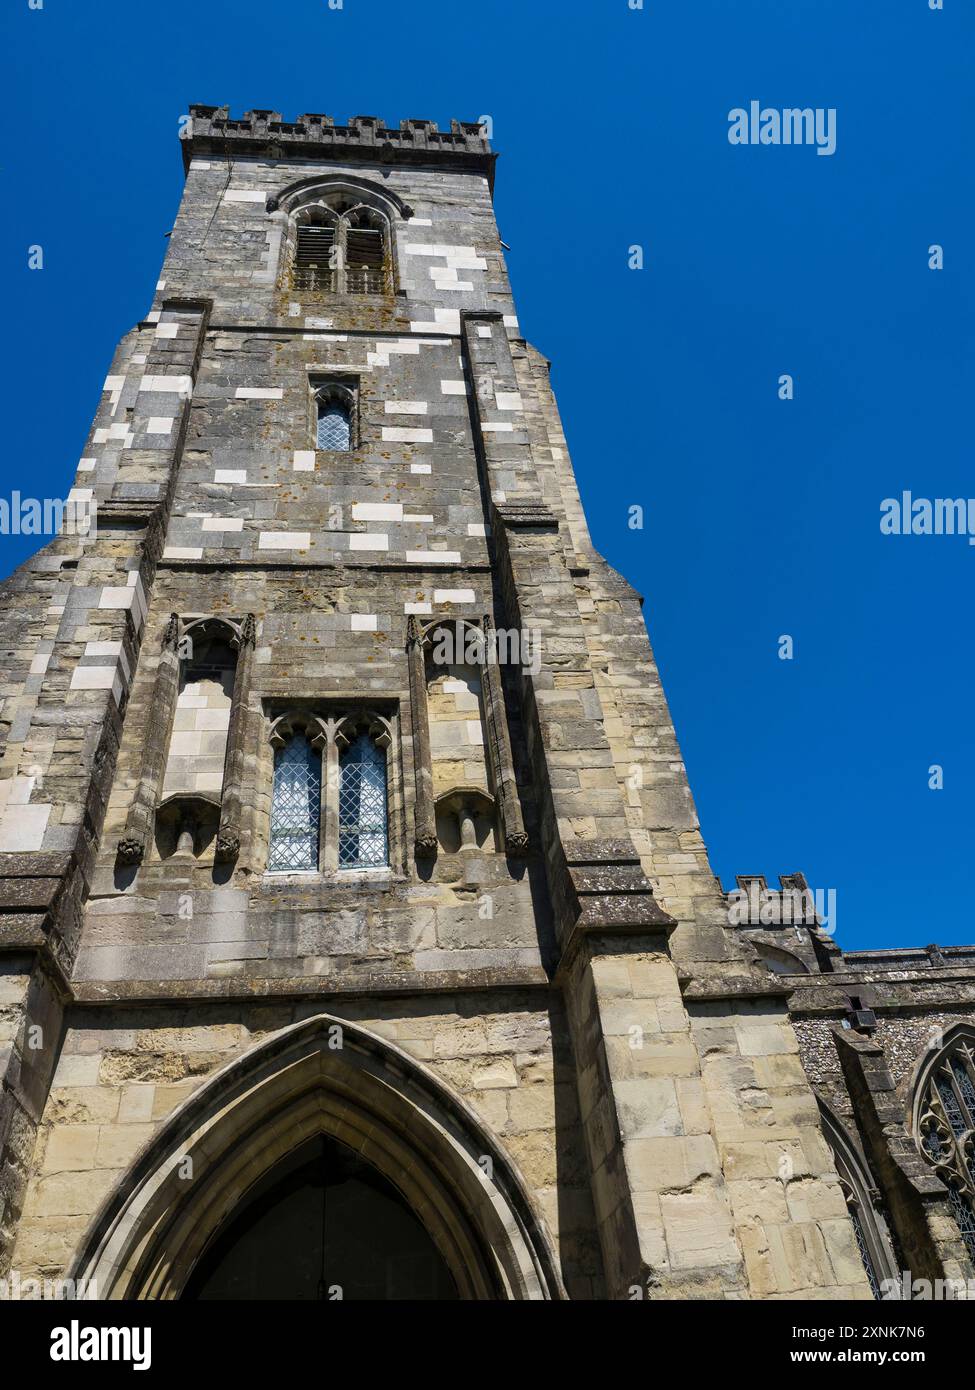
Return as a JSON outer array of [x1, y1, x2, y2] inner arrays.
[[268, 732, 322, 873], [915, 1030, 975, 1261], [294, 206, 339, 292], [314, 381, 355, 452], [264, 709, 396, 875], [339, 732, 388, 869], [291, 198, 391, 295]]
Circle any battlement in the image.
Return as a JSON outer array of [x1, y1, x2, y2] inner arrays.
[[727, 872, 824, 927], [181, 106, 497, 187]]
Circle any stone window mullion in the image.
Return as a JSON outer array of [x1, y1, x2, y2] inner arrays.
[[336, 217, 349, 295], [320, 719, 343, 873]]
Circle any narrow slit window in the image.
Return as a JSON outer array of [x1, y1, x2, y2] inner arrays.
[[268, 734, 321, 872], [338, 734, 388, 869]]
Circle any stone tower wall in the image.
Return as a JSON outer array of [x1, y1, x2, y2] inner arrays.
[[0, 110, 872, 1299]]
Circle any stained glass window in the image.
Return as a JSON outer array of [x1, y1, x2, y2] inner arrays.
[[339, 734, 388, 869], [268, 734, 321, 872]]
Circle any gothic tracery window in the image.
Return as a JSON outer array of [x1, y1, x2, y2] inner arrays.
[[916, 1030, 975, 1262], [266, 711, 393, 875], [292, 199, 390, 295], [314, 381, 356, 452]]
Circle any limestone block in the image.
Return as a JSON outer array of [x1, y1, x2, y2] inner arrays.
[[614, 1078, 683, 1140], [626, 1133, 721, 1192], [33, 1168, 121, 1219], [41, 1125, 100, 1174], [659, 1190, 740, 1272]]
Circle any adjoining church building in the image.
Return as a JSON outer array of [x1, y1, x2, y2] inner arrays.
[[0, 108, 972, 1300]]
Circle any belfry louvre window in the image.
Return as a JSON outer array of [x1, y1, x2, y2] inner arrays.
[[292, 202, 390, 295], [916, 1030, 975, 1261], [295, 222, 337, 292], [268, 734, 321, 872], [344, 212, 386, 295], [339, 734, 388, 868]]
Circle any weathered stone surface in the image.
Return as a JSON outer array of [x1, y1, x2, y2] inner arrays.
[[0, 101, 922, 1306]]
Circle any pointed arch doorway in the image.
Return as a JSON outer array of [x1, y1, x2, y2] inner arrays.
[[70, 1014, 563, 1301], [183, 1134, 458, 1301]]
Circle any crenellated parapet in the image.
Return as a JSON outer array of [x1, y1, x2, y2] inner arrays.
[[181, 106, 496, 186], [728, 871, 825, 928], [726, 871, 842, 975]]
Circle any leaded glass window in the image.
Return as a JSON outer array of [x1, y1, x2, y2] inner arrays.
[[317, 398, 351, 451], [847, 1199, 882, 1300], [268, 734, 321, 872], [339, 734, 388, 869], [917, 1034, 975, 1263]]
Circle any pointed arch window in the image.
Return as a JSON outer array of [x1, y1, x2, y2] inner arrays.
[[916, 1031, 975, 1262], [265, 709, 397, 876], [344, 209, 387, 295], [295, 208, 338, 292], [268, 733, 322, 873], [292, 200, 390, 295], [339, 733, 388, 869], [314, 381, 356, 452]]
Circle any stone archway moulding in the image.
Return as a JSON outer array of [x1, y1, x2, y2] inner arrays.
[[68, 1013, 564, 1301]]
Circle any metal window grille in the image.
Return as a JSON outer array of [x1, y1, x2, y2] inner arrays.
[[317, 399, 351, 451], [338, 734, 388, 869], [268, 734, 321, 872]]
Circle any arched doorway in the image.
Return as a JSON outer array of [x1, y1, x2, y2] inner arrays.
[[69, 1014, 563, 1300], [184, 1135, 458, 1301]]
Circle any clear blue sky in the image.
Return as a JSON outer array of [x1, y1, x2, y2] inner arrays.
[[2, 0, 971, 950]]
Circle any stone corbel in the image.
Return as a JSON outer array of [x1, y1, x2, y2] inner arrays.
[[215, 614, 257, 863], [406, 616, 438, 857], [480, 613, 529, 855], [117, 614, 182, 864], [435, 786, 496, 853]]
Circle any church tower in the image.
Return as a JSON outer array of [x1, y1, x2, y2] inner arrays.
[[0, 108, 873, 1299]]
